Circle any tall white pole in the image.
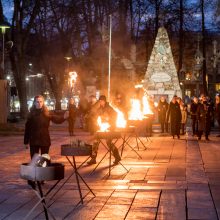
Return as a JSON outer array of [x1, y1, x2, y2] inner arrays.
[[108, 15, 112, 101]]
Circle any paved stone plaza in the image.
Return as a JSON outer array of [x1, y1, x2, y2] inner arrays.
[[0, 123, 220, 220]]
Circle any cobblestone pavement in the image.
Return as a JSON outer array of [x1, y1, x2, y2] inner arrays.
[[0, 123, 220, 220]]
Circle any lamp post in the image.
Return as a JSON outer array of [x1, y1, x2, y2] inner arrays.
[[0, 23, 10, 79]]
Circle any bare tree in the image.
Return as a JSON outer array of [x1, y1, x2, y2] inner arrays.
[[10, 0, 41, 118]]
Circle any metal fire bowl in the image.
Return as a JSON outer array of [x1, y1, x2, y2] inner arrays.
[[116, 126, 135, 133], [128, 119, 147, 127], [61, 144, 92, 156], [20, 163, 65, 181], [95, 131, 121, 139]]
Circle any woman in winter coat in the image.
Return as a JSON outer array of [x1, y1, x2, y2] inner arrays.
[[178, 99, 188, 135], [24, 95, 69, 158], [166, 96, 182, 139]]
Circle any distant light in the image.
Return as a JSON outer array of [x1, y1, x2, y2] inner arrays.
[[6, 75, 10, 80], [29, 63, 32, 67], [26, 77, 29, 81], [135, 84, 143, 88], [37, 73, 43, 77], [180, 82, 183, 85]]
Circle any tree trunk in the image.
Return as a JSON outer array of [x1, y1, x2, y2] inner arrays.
[[10, 51, 28, 118], [178, 0, 184, 80]]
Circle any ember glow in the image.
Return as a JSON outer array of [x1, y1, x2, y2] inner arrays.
[[97, 116, 110, 132], [68, 71, 77, 88]]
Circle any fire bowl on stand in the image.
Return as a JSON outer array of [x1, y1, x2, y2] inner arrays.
[[20, 163, 65, 181], [61, 144, 92, 156]]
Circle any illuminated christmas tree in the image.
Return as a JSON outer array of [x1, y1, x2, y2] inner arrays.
[[144, 27, 182, 101]]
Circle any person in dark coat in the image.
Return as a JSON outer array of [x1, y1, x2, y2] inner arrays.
[[190, 97, 199, 136], [87, 95, 121, 165], [216, 94, 220, 137], [24, 95, 69, 158], [85, 95, 99, 134], [166, 95, 182, 139], [68, 98, 77, 136], [197, 95, 213, 141], [158, 96, 169, 133]]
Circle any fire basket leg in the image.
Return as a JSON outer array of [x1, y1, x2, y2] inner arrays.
[[37, 181, 49, 220], [73, 156, 83, 204]]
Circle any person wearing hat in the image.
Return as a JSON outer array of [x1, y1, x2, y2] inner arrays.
[[196, 95, 213, 140], [87, 95, 121, 165]]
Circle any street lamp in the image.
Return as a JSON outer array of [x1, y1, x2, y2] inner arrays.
[[0, 22, 10, 78]]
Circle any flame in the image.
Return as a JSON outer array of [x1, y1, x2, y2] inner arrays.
[[111, 106, 127, 128], [128, 96, 153, 120], [142, 96, 153, 115], [68, 71, 77, 88], [128, 99, 143, 120], [97, 116, 110, 132]]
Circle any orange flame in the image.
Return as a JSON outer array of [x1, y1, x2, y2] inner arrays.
[[128, 96, 153, 120], [111, 106, 127, 128], [97, 116, 110, 132], [128, 99, 143, 120], [68, 71, 77, 88], [142, 96, 153, 115]]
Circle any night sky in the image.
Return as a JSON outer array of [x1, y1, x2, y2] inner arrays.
[[1, 0, 219, 31]]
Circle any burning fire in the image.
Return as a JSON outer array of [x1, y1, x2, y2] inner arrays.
[[142, 96, 153, 115], [111, 106, 127, 128], [97, 116, 110, 132], [68, 71, 77, 88], [128, 96, 153, 120]]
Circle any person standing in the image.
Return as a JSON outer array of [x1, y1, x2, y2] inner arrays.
[[166, 96, 182, 139], [190, 97, 199, 136], [85, 95, 99, 134], [216, 94, 220, 137], [196, 95, 212, 141], [158, 96, 169, 133], [24, 95, 69, 158], [87, 95, 121, 165], [68, 98, 77, 136], [24, 95, 68, 188], [179, 99, 188, 135]]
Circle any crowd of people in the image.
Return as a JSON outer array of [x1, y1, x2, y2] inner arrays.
[[24, 93, 220, 168], [158, 93, 220, 140]]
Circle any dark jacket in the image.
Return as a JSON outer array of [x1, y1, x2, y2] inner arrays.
[[158, 100, 169, 123], [68, 103, 77, 121], [190, 102, 198, 119], [197, 102, 212, 132], [24, 108, 65, 146], [167, 102, 182, 135], [216, 103, 220, 123], [96, 102, 117, 131]]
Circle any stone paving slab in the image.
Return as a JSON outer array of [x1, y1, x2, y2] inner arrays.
[[0, 126, 220, 219]]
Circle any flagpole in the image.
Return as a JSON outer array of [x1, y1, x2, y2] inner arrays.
[[108, 14, 112, 101]]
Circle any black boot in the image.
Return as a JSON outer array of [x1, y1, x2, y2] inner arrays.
[[113, 148, 121, 165]]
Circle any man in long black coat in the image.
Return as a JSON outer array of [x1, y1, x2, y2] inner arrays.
[[166, 96, 182, 139], [197, 95, 213, 140]]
